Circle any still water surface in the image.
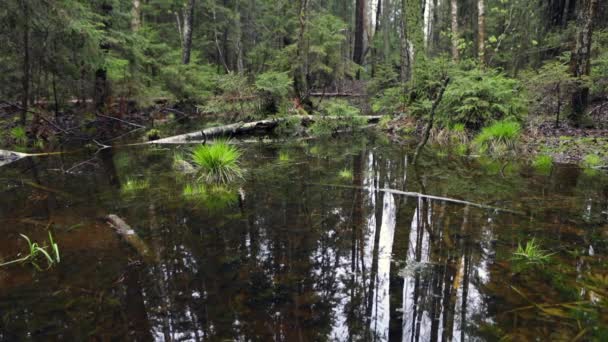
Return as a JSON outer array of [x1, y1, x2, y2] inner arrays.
[[0, 135, 606, 341]]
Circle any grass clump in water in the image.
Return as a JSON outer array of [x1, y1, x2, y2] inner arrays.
[[0, 232, 60, 270], [190, 140, 243, 184], [473, 120, 521, 155], [511, 238, 554, 268], [278, 151, 291, 163], [183, 183, 238, 211], [532, 154, 553, 174]]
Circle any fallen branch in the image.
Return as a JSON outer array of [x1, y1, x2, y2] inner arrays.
[[310, 183, 524, 215], [145, 115, 382, 145], [96, 113, 145, 129], [106, 215, 156, 262]]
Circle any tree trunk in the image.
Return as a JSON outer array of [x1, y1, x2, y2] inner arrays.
[[570, 0, 598, 122], [294, 0, 310, 106], [131, 0, 141, 31], [450, 0, 459, 61], [378, 0, 391, 63], [423, 0, 435, 50], [477, 0, 486, 65], [20, 0, 30, 127], [399, 0, 410, 83], [182, 0, 196, 64], [353, 0, 366, 67]]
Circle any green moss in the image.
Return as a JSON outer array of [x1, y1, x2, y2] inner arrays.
[[533, 155, 553, 174], [582, 154, 602, 169]]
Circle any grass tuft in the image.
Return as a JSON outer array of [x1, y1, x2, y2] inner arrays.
[[339, 168, 353, 180], [532, 155, 553, 174], [511, 238, 554, 267], [473, 120, 521, 155], [582, 154, 602, 169], [190, 140, 243, 183]]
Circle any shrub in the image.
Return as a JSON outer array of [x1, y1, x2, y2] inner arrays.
[[309, 100, 366, 136], [161, 63, 217, 103], [439, 68, 527, 129], [10, 126, 28, 146], [255, 71, 293, 114], [121, 179, 149, 194], [473, 120, 521, 155], [190, 140, 243, 183]]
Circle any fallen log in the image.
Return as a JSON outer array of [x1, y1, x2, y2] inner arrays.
[[0, 149, 68, 167], [106, 214, 156, 262], [146, 115, 382, 144]]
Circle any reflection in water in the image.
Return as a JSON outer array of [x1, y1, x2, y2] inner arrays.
[[370, 192, 396, 341], [0, 139, 607, 340]]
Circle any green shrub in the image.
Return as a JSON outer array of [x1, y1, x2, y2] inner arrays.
[[255, 71, 293, 114], [439, 68, 527, 129], [10, 126, 27, 146], [473, 120, 521, 155], [309, 100, 366, 136], [161, 63, 217, 103], [190, 141, 243, 183], [533, 155, 554, 174]]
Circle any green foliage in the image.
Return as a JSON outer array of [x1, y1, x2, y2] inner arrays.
[[10, 127, 27, 146], [532, 155, 554, 174], [511, 238, 553, 269], [473, 120, 521, 155], [121, 179, 150, 194], [183, 183, 238, 211], [190, 141, 243, 184], [0, 233, 60, 270], [255, 72, 292, 99], [146, 129, 161, 141], [338, 168, 353, 180], [372, 86, 407, 115], [161, 63, 218, 103], [582, 154, 602, 169], [440, 67, 527, 129], [522, 59, 578, 119], [309, 100, 366, 136], [255, 71, 293, 114]]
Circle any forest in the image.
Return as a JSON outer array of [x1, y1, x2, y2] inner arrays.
[[0, 0, 608, 341]]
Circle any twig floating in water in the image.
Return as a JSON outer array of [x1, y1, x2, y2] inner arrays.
[[310, 182, 524, 215]]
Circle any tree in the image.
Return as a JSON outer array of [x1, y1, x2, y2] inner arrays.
[[353, 0, 366, 68], [477, 0, 485, 65], [450, 0, 459, 61], [182, 0, 196, 64], [570, 0, 598, 121]]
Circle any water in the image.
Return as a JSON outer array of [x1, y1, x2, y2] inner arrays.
[[0, 135, 606, 341]]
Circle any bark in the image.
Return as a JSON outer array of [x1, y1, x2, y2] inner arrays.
[[146, 115, 382, 144], [354, 0, 366, 66], [382, 0, 391, 61], [477, 0, 486, 65], [423, 0, 435, 50], [399, 0, 412, 82], [182, 0, 196, 64], [294, 0, 310, 105], [570, 0, 598, 121], [131, 0, 141, 31], [20, 0, 30, 126], [450, 0, 459, 60]]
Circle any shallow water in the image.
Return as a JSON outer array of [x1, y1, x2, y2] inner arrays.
[[0, 135, 606, 341]]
